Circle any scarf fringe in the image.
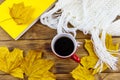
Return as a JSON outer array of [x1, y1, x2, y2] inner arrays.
[[91, 29, 118, 70], [40, 0, 120, 71]]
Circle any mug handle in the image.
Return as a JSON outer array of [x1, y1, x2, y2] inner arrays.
[[71, 54, 80, 63]]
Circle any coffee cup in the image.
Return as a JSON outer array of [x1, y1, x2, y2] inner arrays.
[[51, 33, 80, 62]]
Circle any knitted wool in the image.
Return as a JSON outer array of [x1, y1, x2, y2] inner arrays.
[[40, 0, 120, 71]]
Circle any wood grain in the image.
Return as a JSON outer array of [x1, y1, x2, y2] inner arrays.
[[0, 0, 4, 4], [0, 73, 120, 80], [0, 0, 120, 79], [0, 31, 120, 79], [0, 39, 120, 74], [0, 75, 20, 80], [0, 22, 90, 40]]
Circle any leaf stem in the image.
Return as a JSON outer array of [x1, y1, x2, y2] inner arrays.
[[24, 74, 28, 80], [0, 18, 12, 23]]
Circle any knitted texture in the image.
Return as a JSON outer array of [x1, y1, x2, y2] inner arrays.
[[40, 0, 120, 71]]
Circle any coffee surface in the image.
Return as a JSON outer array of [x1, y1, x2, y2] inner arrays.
[[54, 37, 74, 56]]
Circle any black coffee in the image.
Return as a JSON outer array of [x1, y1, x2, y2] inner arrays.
[[54, 37, 74, 56]]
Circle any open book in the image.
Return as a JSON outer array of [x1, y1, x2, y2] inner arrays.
[[0, 0, 55, 40]]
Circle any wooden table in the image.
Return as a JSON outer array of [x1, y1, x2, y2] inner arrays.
[[0, 21, 120, 80], [0, 1, 120, 80]]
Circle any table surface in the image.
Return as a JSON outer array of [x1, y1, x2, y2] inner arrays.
[[0, 0, 120, 80]]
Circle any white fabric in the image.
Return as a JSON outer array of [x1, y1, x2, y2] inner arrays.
[[107, 20, 120, 36], [40, 0, 120, 71]]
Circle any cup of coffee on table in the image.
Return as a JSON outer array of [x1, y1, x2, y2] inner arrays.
[[51, 33, 80, 63]]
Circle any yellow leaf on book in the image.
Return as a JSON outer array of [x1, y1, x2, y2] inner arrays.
[[21, 50, 55, 80], [0, 0, 56, 40], [0, 47, 23, 78], [10, 2, 33, 25]]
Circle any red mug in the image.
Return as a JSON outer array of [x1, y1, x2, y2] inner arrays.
[[51, 33, 80, 63]]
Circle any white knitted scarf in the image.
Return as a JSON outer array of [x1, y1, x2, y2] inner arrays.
[[40, 0, 120, 71]]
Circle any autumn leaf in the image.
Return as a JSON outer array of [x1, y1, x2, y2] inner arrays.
[[21, 50, 56, 80], [9, 2, 33, 25], [71, 34, 119, 80], [105, 34, 119, 51], [84, 40, 108, 75], [0, 47, 23, 78], [71, 40, 104, 80], [71, 65, 95, 80], [81, 56, 98, 70], [84, 40, 98, 57]]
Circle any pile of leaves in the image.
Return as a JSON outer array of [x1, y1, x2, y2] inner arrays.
[[71, 34, 119, 80], [0, 34, 119, 80], [0, 47, 55, 80]]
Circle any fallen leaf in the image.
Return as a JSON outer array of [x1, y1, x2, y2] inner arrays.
[[71, 65, 95, 80], [9, 2, 33, 25], [81, 56, 98, 70], [84, 40, 98, 57], [71, 34, 119, 80], [84, 40, 108, 74], [105, 34, 119, 51], [0, 47, 23, 78], [21, 50, 55, 80]]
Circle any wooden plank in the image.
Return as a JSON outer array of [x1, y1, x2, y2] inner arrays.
[[55, 74, 73, 80], [0, 22, 90, 40], [0, 0, 4, 4], [0, 73, 119, 80], [2, 22, 120, 41], [0, 0, 120, 79], [56, 73, 120, 80], [2, 19, 120, 41], [20, 22, 58, 40], [0, 39, 119, 73], [0, 27, 13, 40], [20, 22, 90, 40], [0, 38, 119, 54], [0, 38, 119, 57], [0, 39, 87, 56], [0, 75, 20, 80], [100, 73, 120, 80], [0, 39, 83, 74]]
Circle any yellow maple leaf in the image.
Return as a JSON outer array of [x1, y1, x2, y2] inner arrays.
[[105, 34, 119, 51], [83, 40, 108, 74], [71, 65, 95, 80], [84, 40, 98, 57], [21, 50, 56, 80], [9, 2, 33, 25], [71, 34, 119, 80], [0, 47, 23, 78], [81, 56, 98, 70]]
